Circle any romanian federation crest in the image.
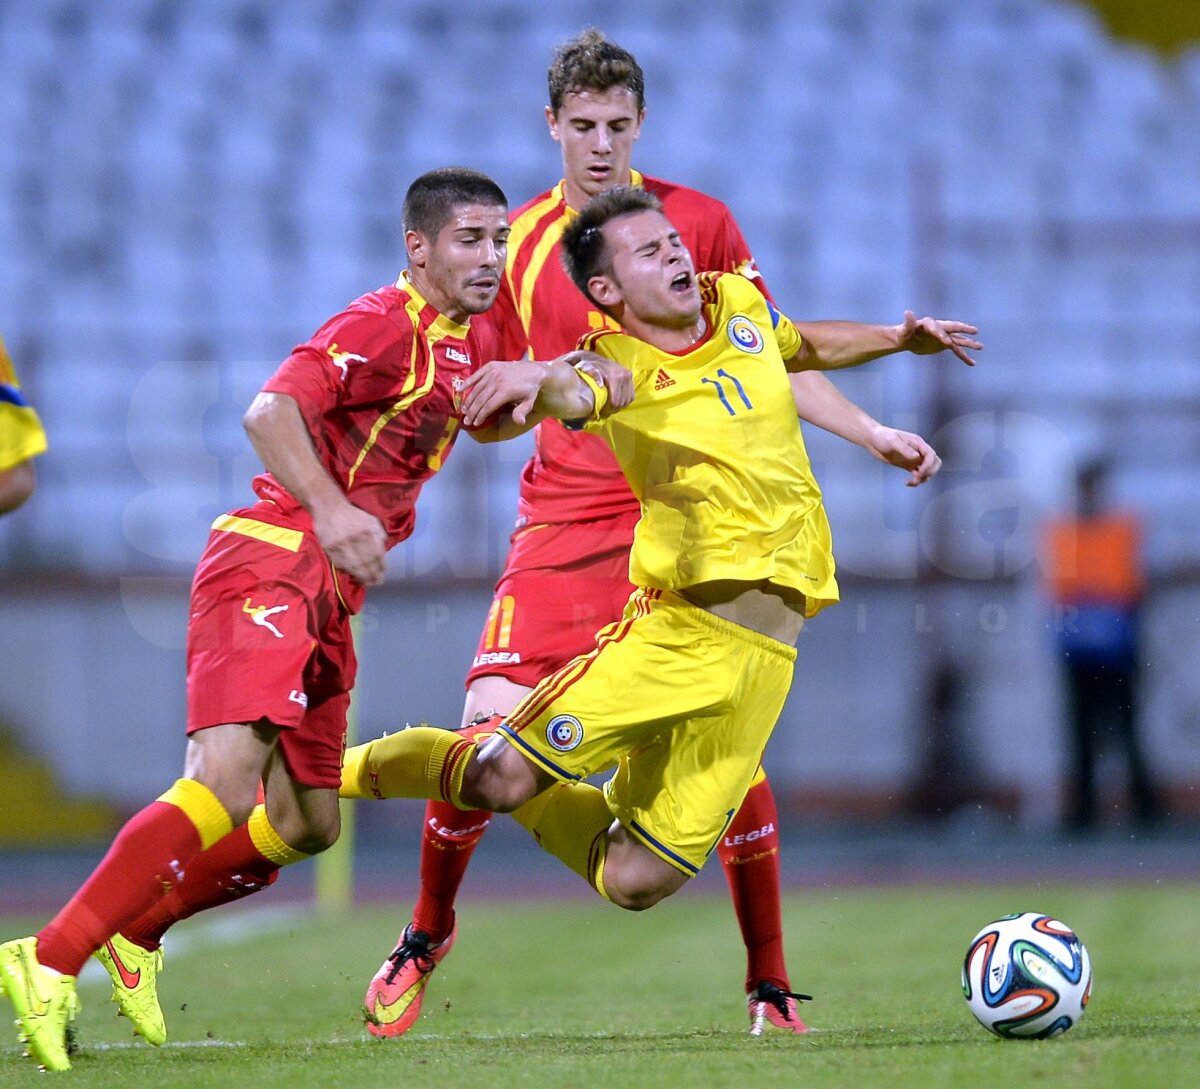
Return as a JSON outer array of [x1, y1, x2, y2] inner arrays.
[[726, 315, 764, 354], [545, 714, 584, 752]]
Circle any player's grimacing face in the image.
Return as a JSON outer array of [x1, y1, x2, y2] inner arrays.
[[548, 87, 644, 205], [409, 203, 510, 323], [599, 210, 701, 329]]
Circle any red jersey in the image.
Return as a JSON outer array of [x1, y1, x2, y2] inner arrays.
[[476, 170, 770, 528], [257, 274, 481, 607]]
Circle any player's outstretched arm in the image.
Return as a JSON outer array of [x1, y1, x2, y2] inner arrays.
[[243, 391, 388, 585], [461, 352, 628, 436], [787, 313, 981, 371], [790, 372, 941, 487]]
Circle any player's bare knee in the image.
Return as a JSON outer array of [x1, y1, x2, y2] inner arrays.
[[261, 810, 339, 854], [264, 800, 341, 854], [460, 736, 540, 812], [459, 763, 533, 812], [287, 822, 340, 855], [183, 722, 274, 824], [603, 872, 676, 911], [198, 780, 260, 827], [222, 795, 259, 827], [605, 884, 666, 911], [602, 842, 690, 910]]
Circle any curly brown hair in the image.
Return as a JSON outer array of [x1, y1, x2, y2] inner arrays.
[[547, 28, 645, 113]]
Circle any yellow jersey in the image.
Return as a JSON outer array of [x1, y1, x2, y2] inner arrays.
[[578, 272, 838, 616], [0, 334, 48, 472]]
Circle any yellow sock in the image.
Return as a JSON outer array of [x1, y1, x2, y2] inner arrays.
[[247, 804, 309, 866], [339, 727, 473, 808], [511, 782, 614, 900], [157, 778, 233, 850]]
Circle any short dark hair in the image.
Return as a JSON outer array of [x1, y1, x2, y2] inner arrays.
[[548, 28, 645, 113], [402, 167, 507, 237], [560, 186, 663, 308]]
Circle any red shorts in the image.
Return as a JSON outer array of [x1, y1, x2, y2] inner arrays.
[[465, 510, 639, 689], [186, 504, 356, 789]]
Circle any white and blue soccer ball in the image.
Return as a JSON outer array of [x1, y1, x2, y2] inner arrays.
[[962, 912, 1092, 1038]]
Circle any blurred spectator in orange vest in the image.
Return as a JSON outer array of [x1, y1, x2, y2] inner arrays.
[[1040, 458, 1160, 831]]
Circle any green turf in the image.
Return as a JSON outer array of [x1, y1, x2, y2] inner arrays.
[[3, 882, 1198, 1087]]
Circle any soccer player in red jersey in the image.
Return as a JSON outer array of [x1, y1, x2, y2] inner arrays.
[[0, 167, 533, 1072], [360, 31, 980, 1040]]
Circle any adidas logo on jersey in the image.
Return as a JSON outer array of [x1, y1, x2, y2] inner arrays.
[[654, 368, 676, 390]]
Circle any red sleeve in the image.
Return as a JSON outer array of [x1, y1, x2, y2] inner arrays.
[[262, 309, 406, 429], [694, 204, 774, 304], [471, 275, 529, 361]]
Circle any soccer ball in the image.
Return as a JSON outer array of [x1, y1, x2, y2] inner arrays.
[[962, 912, 1092, 1038]]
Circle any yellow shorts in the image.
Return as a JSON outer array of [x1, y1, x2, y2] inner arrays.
[[498, 588, 796, 876]]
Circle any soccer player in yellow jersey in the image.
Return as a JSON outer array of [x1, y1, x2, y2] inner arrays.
[[0, 333, 48, 514], [341, 186, 978, 971], [359, 31, 981, 1039]]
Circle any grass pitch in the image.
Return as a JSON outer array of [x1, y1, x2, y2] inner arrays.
[[2, 882, 1197, 1088]]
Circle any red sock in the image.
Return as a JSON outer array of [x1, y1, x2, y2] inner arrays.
[[122, 822, 281, 950], [411, 799, 491, 941], [717, 776, 789, 994], [36, 800, 208, 976]]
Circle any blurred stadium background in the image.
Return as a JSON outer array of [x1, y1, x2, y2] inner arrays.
[[1, 0, 1198, 878]]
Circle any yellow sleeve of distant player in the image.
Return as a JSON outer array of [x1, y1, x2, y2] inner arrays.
[[0, 335, 49, 470]]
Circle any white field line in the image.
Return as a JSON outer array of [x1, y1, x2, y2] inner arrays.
[[84, 1039, 248, 1051], [79, 1027, 801, 1050], [77, 902, 314, 986]]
